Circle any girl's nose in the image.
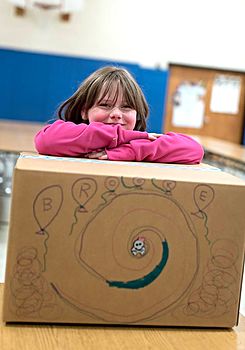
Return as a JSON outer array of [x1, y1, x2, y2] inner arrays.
[[109, 107, 122, 119]]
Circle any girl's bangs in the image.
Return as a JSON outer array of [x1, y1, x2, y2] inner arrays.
[[97, 77, 136, 108], [96, 79, 119, 105]]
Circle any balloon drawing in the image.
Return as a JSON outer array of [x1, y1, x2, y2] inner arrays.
[[96, 177, 120, 209], [192, 184, 215, 244], [69, 178, 97, 235], [33, 185, 63, 235], [71, 178, 97, 212], [33, 185, 63, 271], [193, 184, 214, 215], [151, 179, 176, 195]]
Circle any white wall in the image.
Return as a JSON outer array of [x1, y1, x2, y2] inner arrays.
[[0, 0, 244, 70]]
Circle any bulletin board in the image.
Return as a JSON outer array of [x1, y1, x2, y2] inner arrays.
[[163, 64, 245, 144]]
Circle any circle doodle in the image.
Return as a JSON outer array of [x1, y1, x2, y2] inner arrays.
[[56, 192, 199, 323]]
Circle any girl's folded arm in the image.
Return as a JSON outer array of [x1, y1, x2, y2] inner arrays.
[[106, 133, 204, 164], [34, 120, 148, 156]]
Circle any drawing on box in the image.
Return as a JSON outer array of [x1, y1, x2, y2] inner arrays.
[[92, 177, 119, 213], [121, 177, 145, 190], [76, 204, 172, 292], [174, 238, 239, 319], [50, 177, 202, 323], [105, 176, 120, 192], [131, 236, 146, 256], [192, 184, 215, 244], [69, 178, 97, 235], [107, 224, 169, 290], [22, 176, 237, 323], [151, 179, 176, 196], [10, 247, 62, 319], [33, 185, 63, 271]]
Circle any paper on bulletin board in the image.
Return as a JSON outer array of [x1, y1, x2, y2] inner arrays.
[[172, 82, 206, 128], [210, 75, 241, 114]]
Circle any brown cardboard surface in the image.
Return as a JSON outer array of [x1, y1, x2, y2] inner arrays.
[[14, 152, 245, 185], [2, 153, 245, 327]]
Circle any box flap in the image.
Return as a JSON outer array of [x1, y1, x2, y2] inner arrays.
[[17, 152, 245, 186]]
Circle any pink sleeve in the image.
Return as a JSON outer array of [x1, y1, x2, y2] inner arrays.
[[34, 120, 148, 156], [106, 133, 204, 164], [106, 144, 136, 161]]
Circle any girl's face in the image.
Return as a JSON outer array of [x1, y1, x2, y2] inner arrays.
[[83, 84, 137, 130]]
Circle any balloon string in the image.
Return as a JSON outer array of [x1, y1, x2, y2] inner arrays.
[[202, 211, 211, 245], [192, 210, 211, 245], [92, 191, 115, 213], [151, 179, 167, 194], [36, 228, 46, 235], [42, 230, 49, 272], [69, 207, 79, 236]]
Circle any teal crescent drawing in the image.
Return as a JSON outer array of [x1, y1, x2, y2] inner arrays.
[[106, 241, 169, 289]]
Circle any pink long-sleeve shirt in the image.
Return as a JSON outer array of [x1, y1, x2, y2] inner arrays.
[[34, 120, 204, 164]]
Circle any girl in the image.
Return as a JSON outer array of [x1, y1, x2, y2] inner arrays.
[[34, 66, 204, 164]]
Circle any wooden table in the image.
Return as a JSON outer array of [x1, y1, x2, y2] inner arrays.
[[1, 284, 245, 350], [192, 135, 245, 164], [191, 135, 245, 179], [0, 119, 44, 153], [0, 120, 44, 223]]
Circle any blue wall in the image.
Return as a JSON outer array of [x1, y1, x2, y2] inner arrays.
[[0, 48, 168, 133]]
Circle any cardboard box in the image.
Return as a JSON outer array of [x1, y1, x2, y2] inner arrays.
[[3, 152, 245, 327]]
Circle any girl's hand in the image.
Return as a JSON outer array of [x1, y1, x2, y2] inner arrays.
[[84, 150, 108, 160], [148, 133, 163, 141]]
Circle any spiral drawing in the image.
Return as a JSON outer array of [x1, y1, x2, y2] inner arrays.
[[52, 191, 199, 323]]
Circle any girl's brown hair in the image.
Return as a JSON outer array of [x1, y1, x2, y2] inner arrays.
[[58, 66, 149, 131]]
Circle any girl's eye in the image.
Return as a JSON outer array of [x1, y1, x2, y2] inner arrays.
[[99, 103, 112, 108], [98, 103, 133, 111], [121, 105, 132, 110]]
